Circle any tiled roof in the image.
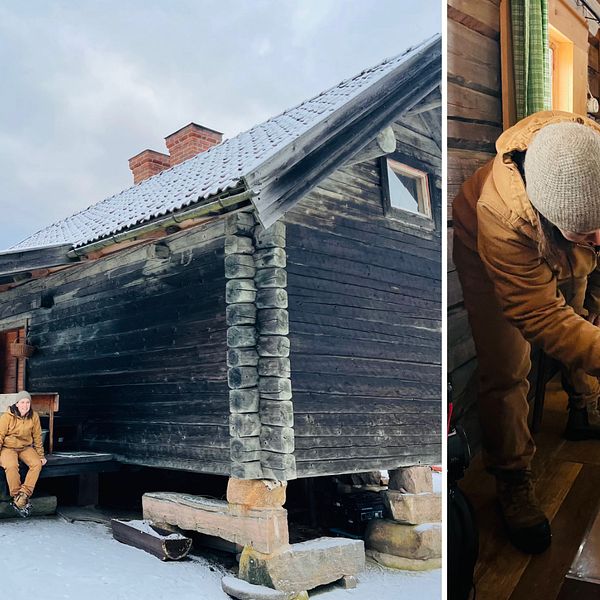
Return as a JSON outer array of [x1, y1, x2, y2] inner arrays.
[[11, 34, 439, 251]]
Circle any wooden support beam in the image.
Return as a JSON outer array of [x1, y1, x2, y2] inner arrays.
[[226, 279, 257, 304], [257, 309, 289, 335], [230, 413, 262, 437], [254, 223, 286, 249], [226, 304, 257, 326], [255, 268, 287, 289], [230, 388, 260, 413], [77, 472, 99, 506], [344, 126, 397, 166], [227, 348, 259, 367], [111, 519, 192, 561], [259, 377, 292, 400], [257, 336, 290, 358], [225, 254, 257, 279], [404, 89, 443, 116], [142, 492, 289, 554], [0, 244, 77, 278], [256, 289, 288, 309], [254, 248, 286, 269]]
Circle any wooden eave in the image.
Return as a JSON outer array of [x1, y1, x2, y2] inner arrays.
[[0, 244, 77, 281], [244, 36, 442, 228]]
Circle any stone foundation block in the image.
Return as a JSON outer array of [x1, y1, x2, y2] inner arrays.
[[383, 491, 442, 525], [239, 537, 365, 594], [366, 520, 441, 561], [142, 492, 288, 554], [338, 575, 358, 589], [222, 576, 307, 600], [227, 479, 287, 509], [367, 549, 441, 571], [388, 466, 433, 494]]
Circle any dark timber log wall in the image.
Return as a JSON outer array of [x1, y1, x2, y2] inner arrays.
[[447, 0, 501, 437], [4, 221, 230, 474], [285, 112, 442, 478]]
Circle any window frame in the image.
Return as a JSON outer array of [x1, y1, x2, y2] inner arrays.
[[380, 157, 435, 231]]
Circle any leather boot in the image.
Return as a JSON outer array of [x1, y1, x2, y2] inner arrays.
[[564, 399, 600, 441], [496, 470, 551, 554]]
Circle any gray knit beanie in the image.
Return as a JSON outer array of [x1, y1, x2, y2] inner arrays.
[[15, 391, 31, 402], [524, 121, 600, 233]]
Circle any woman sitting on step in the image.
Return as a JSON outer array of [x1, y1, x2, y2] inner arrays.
[[0, 390, 47, 515]]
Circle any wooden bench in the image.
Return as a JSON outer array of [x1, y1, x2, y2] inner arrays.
[[0, 392, 60, 453]]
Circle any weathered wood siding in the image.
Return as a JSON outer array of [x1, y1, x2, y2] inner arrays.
[[284, 111, 442, 477], [2, 222, 230, 474], [448, 0, 501, 425]]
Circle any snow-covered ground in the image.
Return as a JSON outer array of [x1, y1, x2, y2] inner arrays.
[[0, 517, 441, 599]]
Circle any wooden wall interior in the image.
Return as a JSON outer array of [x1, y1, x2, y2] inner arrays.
[[447, 0, 502, 426], [285, 108, 441, 478], [0, 328, 26, 393], [0, 221, 231, 474]]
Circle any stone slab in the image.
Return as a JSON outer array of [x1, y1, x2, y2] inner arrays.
[[239, 537, 365, 594], [222, 576, 307, 600], [367, 549, 442, 571], [226, 479, 287, 508], [388, 467, 433, 494], [366, 520, 441, 560], [142, 492, 288, 554], [383, 491, 442, 525]]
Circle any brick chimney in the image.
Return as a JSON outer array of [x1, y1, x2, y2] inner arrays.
[[128, 122, 223, 184], [165, 123, 223, 167], [128, 150, 171, 185]]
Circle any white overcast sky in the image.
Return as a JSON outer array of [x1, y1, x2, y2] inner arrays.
[[0, 1, 441, 249]]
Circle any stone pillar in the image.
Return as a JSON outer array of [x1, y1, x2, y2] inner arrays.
[[366, 466, 442, 570]]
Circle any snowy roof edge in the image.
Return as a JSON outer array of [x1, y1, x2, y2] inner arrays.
[[7, 33, 441, 255]]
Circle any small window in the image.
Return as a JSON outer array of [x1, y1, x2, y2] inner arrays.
[[382, 158, 432, 221]]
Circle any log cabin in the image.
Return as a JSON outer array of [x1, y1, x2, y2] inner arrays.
[[0, 35, 441, 490]]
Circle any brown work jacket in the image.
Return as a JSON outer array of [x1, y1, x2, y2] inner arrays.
[[0, 408, 44, 458], [453, 110, 600, 376]]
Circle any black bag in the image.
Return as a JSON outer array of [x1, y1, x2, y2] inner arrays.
[[448, 479, 478, 600], [447, 386, 479, 600]]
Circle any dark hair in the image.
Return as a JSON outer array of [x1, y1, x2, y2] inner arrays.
[[534, 209, 569, 264], [9, 404, 32, 419]]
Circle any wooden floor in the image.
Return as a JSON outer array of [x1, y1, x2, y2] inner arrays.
[[461, 379, 600, 600]]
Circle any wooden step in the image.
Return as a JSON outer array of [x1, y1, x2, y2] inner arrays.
[[558, 500, 600, 599]]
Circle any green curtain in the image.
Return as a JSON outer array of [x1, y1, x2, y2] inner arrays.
[[511, 0, 551, 121]]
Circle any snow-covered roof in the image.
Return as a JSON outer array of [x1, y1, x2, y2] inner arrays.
[[10, 34, 440, 252]]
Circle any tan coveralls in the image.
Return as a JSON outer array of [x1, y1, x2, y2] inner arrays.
[[453, 111, 600, 472], [0, 408, 45, 497]]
